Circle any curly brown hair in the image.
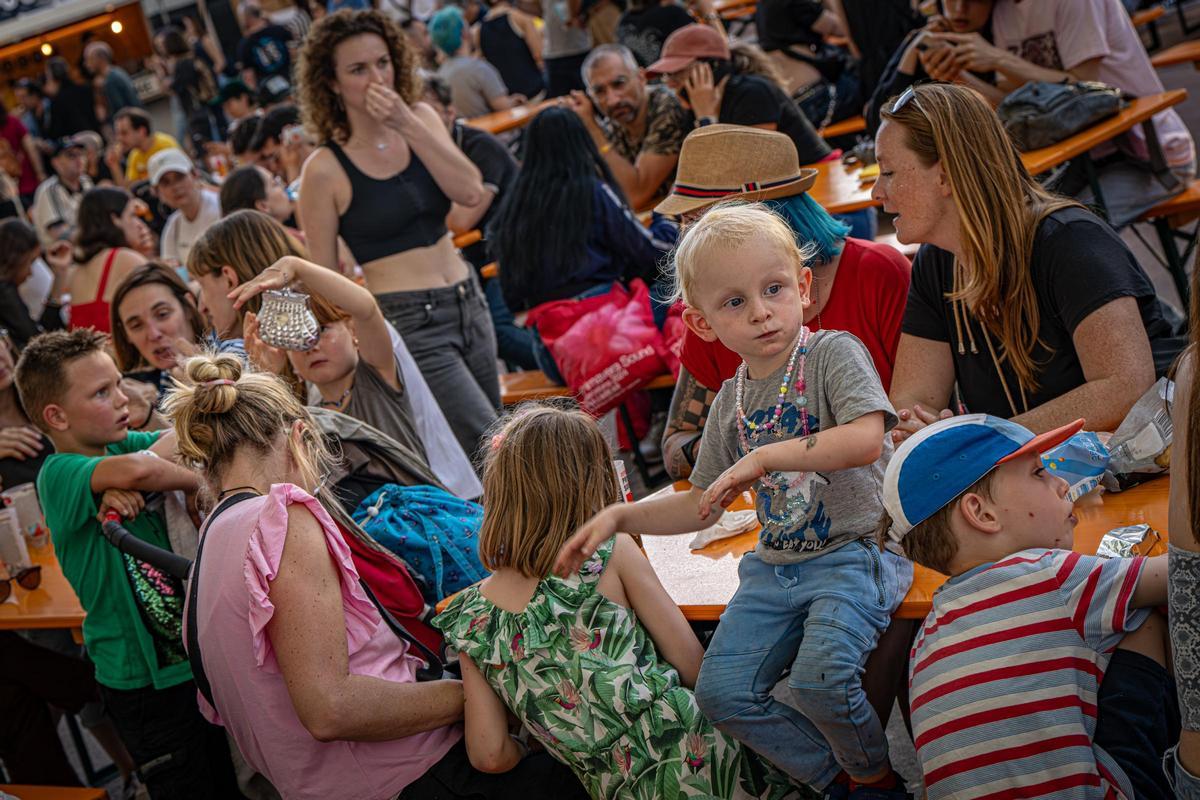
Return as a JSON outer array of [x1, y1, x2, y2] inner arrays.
[[296, 9, 420, 144]]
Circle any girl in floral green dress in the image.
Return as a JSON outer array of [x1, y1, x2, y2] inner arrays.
[[434, 403, 812, 800]]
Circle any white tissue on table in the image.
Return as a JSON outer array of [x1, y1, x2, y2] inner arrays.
[[689, 509, 759, 550]]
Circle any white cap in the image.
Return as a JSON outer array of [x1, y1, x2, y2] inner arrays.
[[148, 148, 194, 187]]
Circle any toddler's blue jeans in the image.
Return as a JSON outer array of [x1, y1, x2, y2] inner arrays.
[[695, 540, 912, 791]]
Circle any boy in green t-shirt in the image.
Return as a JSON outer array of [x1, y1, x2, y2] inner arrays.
[[17, 330, 241, 798]]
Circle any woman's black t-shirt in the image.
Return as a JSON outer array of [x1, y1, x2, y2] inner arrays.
[[717, 74, 831, 165], [901, 206, 1180, 418], [619, 4, 695, 67]]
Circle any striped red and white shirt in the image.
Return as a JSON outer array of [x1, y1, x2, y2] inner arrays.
[[909, 549, 1148, 800]]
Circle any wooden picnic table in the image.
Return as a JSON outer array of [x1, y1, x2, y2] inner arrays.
[[1152, 39, 1200, 70], [806, 158, 876, 216], [0, 786, 107, 800], [0, 540, 84, 643], [1019, 89, 1187, 175], [465, 99, 556, 135], [641, 475, 1168, 622], [819, 115, 866, 139]]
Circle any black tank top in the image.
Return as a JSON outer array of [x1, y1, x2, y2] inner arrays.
[[479, 14, 545, 99], [327, 142, 451, 265]]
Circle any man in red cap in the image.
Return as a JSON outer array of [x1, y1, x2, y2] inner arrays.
[[647, 23, 832, 166]]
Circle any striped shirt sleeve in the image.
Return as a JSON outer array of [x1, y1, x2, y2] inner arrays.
[[1052, 551, 1149, 653]]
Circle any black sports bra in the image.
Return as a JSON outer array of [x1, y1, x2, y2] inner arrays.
[[327, 142, 451, 264]]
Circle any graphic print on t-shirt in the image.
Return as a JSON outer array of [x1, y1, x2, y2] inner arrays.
[[741, 401, 832, 551], [1010, 31, 1064, 70]]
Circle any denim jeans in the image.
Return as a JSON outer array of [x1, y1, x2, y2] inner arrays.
[[100, 680, 244, 799], [378, 276, 501, 461], [483, 276, 538, 372], [694, 540, 912, 791], [1167, 744, 1200, 799]]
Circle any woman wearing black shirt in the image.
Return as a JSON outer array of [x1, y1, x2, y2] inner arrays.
[[875, 83, 1176, 441]]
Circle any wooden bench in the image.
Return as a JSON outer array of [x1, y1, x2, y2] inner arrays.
[[0, 787, 107, 800], [1132, 5, 1165, 49], [874, 230, 919, 260], [1151, 38, 1200, 70], [1137, 178, 1200, 304], [452, 229, 482, 249], [819, 114, 867, 140]]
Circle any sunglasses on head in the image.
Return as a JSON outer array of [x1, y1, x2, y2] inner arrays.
[[890, 84, 924, 115], [0, 565, 42, 603]]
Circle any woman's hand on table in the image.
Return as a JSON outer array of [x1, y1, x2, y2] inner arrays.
[[243, 311, 289, 375], [684, 62, 727, 120], [554, 505, 623, 577], [891, 403, 954, 445], [0, 425, 44, 461]]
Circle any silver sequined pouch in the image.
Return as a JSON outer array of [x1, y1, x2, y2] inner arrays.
[[258, 288, 320, 352]]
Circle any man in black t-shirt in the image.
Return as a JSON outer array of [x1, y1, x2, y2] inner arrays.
[[647, 24, 831, 166], [236, 2, 294, 90]]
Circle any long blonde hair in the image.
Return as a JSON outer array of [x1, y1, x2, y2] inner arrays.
[[187, 210, 308, 317], [161, 353, 336, 498], [478, 402, 622, 578], [881, 83, 1079, 405]]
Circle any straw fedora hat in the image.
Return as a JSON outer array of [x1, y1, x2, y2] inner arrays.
[[654, 124, 819, 217]]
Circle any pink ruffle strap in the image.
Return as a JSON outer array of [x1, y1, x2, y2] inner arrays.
[[243, 484, 382, 671]]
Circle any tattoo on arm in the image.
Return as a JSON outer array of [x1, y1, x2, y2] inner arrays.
[[803, 434, 817, 450]]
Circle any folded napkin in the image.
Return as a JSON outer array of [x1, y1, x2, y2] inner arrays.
[[689, 510, 759, 550]]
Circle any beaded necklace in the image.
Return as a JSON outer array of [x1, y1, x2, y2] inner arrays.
[[734, 327, 812, 490]]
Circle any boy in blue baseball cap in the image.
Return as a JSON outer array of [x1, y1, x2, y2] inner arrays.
[[882, 414, 1176, 800]]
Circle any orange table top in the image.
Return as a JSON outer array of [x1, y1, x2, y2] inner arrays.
[[500, 371, 676, 405], [641, 476, 1168, 622], [1152, 39, 1200, 70], [1020, 90, 1187, 175], [805, 158, 877, 216], [0, 540, 85, 637], [819, 115, 867, 139], [465, 99, 556, 135], [0, 786, 107, 800]]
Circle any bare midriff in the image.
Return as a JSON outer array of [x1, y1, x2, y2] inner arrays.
[[359, 234, 471, 296]]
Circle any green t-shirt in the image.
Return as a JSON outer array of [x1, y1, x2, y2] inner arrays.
[[38, 431, 192, 690]]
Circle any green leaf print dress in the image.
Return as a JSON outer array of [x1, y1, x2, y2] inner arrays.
[[433, 539, 815, 800]]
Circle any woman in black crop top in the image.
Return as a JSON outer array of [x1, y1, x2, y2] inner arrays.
[[296, 9, 500, 461]]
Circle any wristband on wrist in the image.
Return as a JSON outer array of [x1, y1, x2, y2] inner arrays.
[[696, 115, 718, 128]]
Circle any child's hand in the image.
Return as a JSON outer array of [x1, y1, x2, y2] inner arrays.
[[554, 505, 622, 577], [699, 451, 765, 519], [98, 488, 145, 521]]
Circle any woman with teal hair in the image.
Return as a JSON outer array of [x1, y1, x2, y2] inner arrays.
[[430, 5, 527, 118]]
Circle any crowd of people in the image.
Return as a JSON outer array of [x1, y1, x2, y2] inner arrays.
[[2, 0, 1199, 798]]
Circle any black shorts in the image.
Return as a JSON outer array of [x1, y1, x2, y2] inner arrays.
[[1094, 648, 1181, 799]]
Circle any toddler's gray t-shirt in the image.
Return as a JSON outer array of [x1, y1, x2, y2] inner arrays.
[[691, 330, 896, 564]]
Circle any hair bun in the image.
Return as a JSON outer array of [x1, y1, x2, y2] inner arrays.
[[184, 353, 244, 415]]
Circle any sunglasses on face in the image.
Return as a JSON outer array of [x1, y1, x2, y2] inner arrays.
[[0, 565, 42, 603]]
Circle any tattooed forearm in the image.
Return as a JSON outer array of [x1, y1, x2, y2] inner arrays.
[[662, 366, 718, 481], [803, 434, 817, 450]]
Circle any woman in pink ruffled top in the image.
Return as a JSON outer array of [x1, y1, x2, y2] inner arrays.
[[164, 352, 586, 800]]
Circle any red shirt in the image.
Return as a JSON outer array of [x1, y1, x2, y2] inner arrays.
[[681, 237, 911, 391]]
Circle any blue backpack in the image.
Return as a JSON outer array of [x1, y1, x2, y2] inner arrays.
[[352, 485, 488, 604]]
